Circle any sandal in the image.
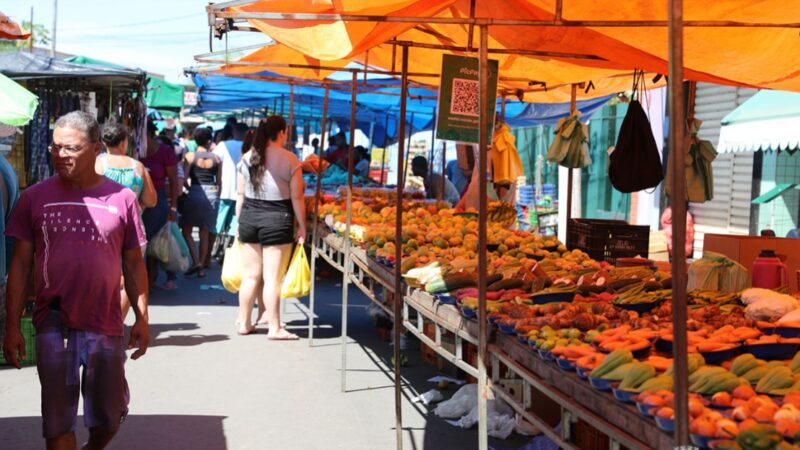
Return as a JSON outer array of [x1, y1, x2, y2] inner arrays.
[[197, 269, 206, 278], [184, 265, 201, 276], [267, 328, 299, 341]]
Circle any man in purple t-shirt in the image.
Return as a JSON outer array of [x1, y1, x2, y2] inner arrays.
[[2, 111, 149, 450]]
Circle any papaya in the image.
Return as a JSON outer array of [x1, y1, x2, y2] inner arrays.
[[736, 424, 781, 450], [488, 279, 524, 292]]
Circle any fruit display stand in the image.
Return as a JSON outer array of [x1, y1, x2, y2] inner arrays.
[[491, 332, 673, 450], [404, 289, 480, 378], [307, 215, 679, 449]]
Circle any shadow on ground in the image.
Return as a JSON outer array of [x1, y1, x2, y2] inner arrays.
[[0, 414, 228, 450], [147, 323, 230, 348]]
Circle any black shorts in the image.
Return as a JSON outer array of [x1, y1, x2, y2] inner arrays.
[[238, 198, 295, 246]]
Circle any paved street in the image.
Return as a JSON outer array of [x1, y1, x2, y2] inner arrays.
[[0, 263, 527, 450]]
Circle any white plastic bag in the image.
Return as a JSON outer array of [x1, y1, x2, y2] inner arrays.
[[160, 230, 191, 272], [459, 398, 517, 439], [147, 223, 172, 263], [435, 384, 477, 419], [412, 389, 444, 406]]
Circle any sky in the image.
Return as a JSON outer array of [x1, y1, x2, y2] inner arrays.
[[2, 0, 268, 84]]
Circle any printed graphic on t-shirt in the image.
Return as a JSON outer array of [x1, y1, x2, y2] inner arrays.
[[40, 201, 120, 287]]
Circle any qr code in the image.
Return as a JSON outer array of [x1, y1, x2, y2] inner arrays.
[[450, 78, 479, 117]]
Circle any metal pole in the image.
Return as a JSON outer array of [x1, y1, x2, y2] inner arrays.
[[288, 84, 295, 150], [402, 113, 414, 188], [50, 0, 57, 57], [281, 84, 295, 318], [565, 85, 577, 238], [29, 7, 34, 53], [380, 114, 392, 185], [308, 85, 330, 347], [441, 141, 447, 201], [477, 23, 490, 450], [668, 0, 689, 445], [368, 121, 376, 149], [341, 71, 357, 393], [394, 44, 409, 450]]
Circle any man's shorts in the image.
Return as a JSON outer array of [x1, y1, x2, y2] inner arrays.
[[36, 311, 129, 439], [215, 199, 238, 236]]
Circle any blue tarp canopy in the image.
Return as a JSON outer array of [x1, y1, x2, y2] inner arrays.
[[191, 70, 612, 145]]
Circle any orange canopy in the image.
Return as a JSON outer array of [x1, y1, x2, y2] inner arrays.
[[215, 0, 800, 95], [0, 12, 30, 40]]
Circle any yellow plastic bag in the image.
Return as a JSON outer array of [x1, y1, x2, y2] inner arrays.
[[280, 244, 311, 299], [221, 240, 243, 293]]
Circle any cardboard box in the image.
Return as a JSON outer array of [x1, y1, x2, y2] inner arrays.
[[703, 234, 800, 291]]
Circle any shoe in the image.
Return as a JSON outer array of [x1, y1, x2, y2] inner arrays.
[[160, 281, 178, 290]]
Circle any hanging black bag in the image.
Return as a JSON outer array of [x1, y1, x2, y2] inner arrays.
[[608, 72, 664, 193]]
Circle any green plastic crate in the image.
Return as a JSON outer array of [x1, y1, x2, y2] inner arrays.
[[0, 315, 36, 366]]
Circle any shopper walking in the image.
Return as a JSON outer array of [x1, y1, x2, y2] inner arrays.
[[213, 123, 246, 261], [3, 111, 148, 450], [97, 121, 157, 318], [141, 120, 179, 290], [236, 116, 305, 339], [181, 127, 222, 278], [0, 152, 19, 348]]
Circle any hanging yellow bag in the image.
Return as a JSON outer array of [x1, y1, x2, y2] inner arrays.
[[221, 239, 243, 293], [280, 244, 311, 299]]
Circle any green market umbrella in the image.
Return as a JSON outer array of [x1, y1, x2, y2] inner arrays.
[[0, 72, 38, 126]]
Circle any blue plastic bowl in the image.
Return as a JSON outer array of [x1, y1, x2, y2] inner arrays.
[[613, 300, 664, 314], [690, 434, 716, 450], [498, 323, 517, 335], [461, 307, 477, 319], [437, 294, 457, 306], [744, 343, 799, 361], [612, 388, 638, 404], [636, 401, 658, 417], [531, 292, 575, 304], [576, 366, 592, 379], [517, 334, 529, 344], [556, 357, 576, 371], [700, 346, 741, 365], [774, 327, 800, 338], [655, 338, 673, 353], [655, 416, 675, 433], [487, 315, 499, 326], [588, 376, 617, 391], [538, 349, 555, 361], [631, 345, 652, 359]]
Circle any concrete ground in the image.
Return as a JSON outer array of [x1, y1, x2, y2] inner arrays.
[[0, 261, 530, 450]]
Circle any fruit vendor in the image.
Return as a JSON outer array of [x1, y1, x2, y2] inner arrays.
[[411, 156, 461, 205]]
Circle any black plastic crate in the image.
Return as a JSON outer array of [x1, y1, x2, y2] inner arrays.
[[567, 218, 649, 265]]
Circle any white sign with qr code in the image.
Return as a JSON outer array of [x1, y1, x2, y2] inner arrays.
[[450, 78, 479, 117]]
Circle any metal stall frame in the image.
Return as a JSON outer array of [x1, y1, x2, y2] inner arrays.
[[340, 71, 359, 392], [308, 84, 330, 347], [197, 0, 792, 446]]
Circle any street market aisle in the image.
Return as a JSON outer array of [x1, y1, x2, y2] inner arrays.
[[0, 266, 513, 450]]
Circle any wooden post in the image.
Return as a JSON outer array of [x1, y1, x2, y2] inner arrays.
[[669, 0, 690, 445], [477, 23, 490, 450], [393, 44, 410, 450]]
